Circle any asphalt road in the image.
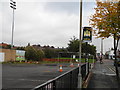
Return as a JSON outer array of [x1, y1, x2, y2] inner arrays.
[[2, 63, 78, 89]]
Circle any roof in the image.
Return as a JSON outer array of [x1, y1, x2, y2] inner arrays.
[[0, 43, 9, 47]]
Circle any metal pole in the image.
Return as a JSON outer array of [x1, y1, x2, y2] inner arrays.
[[78, 0, 82, 88], [85, 42, 88, 76], [101, 38, 103, 57], [11, 8, 14, 49], [100, 38, 103, 63], [10, 0, 16, 49]]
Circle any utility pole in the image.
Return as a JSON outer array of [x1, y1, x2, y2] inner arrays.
[[78, 0, 82, 88], [10, 0, 16, 49]]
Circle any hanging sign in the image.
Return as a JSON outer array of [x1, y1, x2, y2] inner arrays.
[[82, 27, 92, 42]]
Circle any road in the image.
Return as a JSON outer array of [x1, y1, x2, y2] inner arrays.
[[2, 63, 78, 89]]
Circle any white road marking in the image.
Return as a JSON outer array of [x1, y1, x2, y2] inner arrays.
[[6, 78, 45, 82], [105, 73, 116, 76]]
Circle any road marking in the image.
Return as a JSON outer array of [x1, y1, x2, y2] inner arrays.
[[107, 66, 116, 73], [106, 73, 116, 76], [6, 78, 45, 82]]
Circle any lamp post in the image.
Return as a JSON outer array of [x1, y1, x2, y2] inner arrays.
[[78, 0, 82, 88], [100, 38, 103, 63], [10, 0, 16, 49]]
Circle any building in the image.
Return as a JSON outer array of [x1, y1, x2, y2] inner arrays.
[[0, 42, 17, 49], [0, 48, 25, 62], [0, 42, 9, 48]]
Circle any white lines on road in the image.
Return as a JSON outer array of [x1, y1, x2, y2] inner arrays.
[[101, 65, 117, 76], [6, 78, 45, 82], [106, 66, 117, 74], [105, 73, 116, 76], [107, 66, 115, 73]]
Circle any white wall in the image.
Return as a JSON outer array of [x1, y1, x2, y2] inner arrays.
[[0, 52, 4, 62]]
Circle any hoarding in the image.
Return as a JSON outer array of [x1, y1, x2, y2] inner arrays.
[[16, 50, 25, 61], [82, 27, 92, 42]]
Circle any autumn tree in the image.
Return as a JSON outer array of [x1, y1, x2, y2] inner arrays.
[[90, 0, 120, 78]]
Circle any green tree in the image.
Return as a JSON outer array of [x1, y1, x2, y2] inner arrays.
[[25, 46, 44, 61], [67, 36, 96, 55], [82, 43, 96, 56], [67, 36, 79, 52], [43, 48, 56, 58], [16, 46, 25, 50], [35, 49, 44, 61], [6, 45, 11, 49]]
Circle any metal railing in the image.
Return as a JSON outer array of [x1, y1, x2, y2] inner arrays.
[[81, 64, 86, 81], [32, 61, 93, 90], [33, 67, 79, 90]]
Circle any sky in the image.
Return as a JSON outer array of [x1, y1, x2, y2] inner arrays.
[[1, 0, 114, 53]]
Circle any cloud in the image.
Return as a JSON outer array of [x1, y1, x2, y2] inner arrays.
[[92, 37, 114, 53], [1, 1, 79, 47], [1, 0, 96, 3], [1, 1, 114, 53]]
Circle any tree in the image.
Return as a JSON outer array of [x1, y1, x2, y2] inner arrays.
[[67, 36, 79, 52], [82, 43, 96, 56], [35, 48, 44, 61], [16, 46, 25, 50], [43, 48, 56, 58], [6, 45, 11, 49], [90, 0, 119, 37], [25, 46, 44, 61], [67, 36, 96, 56], [89, 0, 120, 78]]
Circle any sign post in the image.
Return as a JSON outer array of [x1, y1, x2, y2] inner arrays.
[[82, 27, 92, 80]]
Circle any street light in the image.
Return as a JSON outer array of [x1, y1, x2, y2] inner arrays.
[[10, 0, 16, 49], [78, 0, 82, 88], [100, 38, 103, 63]]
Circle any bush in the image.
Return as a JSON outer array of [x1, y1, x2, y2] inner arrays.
[[25, 46, 44, 61], [43, 48, 57, 58]]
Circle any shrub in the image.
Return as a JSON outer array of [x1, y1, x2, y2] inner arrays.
[[25, 46, 44, 61]]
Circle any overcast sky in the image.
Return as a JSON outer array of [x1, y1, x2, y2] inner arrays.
[[1, 0, 114, 53]]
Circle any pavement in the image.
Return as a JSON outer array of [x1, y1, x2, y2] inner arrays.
[[87, 59, 120, 89]]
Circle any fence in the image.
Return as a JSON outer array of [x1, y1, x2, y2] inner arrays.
[[33, 54, 95, 90], [33, 67, 79, 90], [81, 64, 87, 81]]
